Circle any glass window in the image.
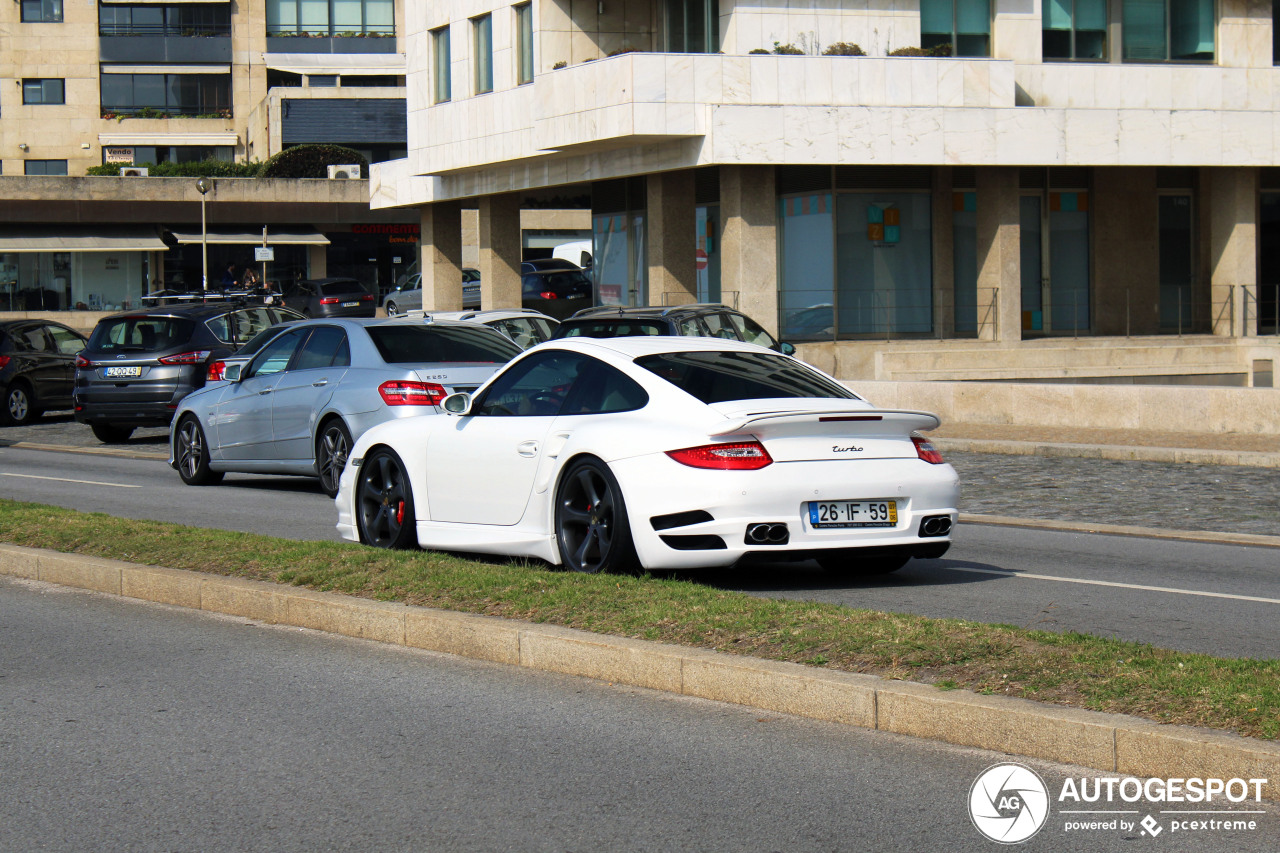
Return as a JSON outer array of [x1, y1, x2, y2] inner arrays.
[[487, 316, 554, 348], [88, 316, 194, 352], [23, 160, 68, 176], [432, 26, 452, 103], [921, 0, 991, 57], [836, 193, 934, 335], [294, 326, 349, 370], [20, 0, 62, 22], [1043, 0, 1107, 59], [723, 312, 781, 350], [22, 79, 65, 105], [952, 192, 979, 334], [365, 324, 520, 364], [779, 192, 834, 341], [473, 14, 493, 94], [556, 320, 668, 338], [46, 325, 85, 355], [22, 326, 52, 352], [249, 328, 307, 376], [1123, 0, 1214, 61], [560, 360, 648, 415], [100, 73, 231, 116], [635, 351, 856, 404], [474, 350, 590, 417], [515, 3, 534, 85]]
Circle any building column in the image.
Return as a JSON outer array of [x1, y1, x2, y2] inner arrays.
[[308, 244, 327, 279], [932, 167, 956, 339], [478, 193, 522, 310], [975, 166, 1021, 342], [420, 201, 463, 311], [646, 170, 697, 305], [1204, 167, 1258, 337], [720, 166, 779, 335], [1093, 168, 1158, 336]]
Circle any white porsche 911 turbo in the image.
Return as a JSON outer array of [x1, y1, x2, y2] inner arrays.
[[336, 337, 959, 575]]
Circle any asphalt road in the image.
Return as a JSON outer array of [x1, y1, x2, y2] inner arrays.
[[2, 444, 1277, 659], [4, 576, 1275, 853]]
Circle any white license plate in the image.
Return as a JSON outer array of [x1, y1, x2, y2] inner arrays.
[[342, 301, 359, 307], [808, 499, 897, 528], [104, 366, 142, 378]]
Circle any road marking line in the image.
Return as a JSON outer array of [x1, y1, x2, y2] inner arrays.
[[945, 566, 1280, 605], [1, 473, 141, 489]]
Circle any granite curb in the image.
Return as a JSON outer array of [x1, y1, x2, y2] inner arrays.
[[4, 542, 1277, 796]]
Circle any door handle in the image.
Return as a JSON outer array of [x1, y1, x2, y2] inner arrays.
[[258, 388, 273, 395], [312, 380, 328, 387], [516, 440, 539, 457]]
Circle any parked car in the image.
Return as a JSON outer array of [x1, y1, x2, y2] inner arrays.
[[336, 336, 958, 574], [280, 277, 377, 318], [521, 261, 593, 320], [204, 317, 306, 382], [169, 316, 522, 496], [382, 269, 481, 315], [552, 304, 795, 354], [74, 303, 304, 443], [0, 320, 87, 426], [427, 308, 559, 350]]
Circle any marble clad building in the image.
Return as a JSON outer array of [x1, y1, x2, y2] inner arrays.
[[375, 0, 1280, 383]]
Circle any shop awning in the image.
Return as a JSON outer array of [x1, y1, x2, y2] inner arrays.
[[167, 228, 330, 246], [0, 226, 168, 253], [262, 53, 405, 76]]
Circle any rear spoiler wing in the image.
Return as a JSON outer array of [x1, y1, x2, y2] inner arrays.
[[708, 409, 941, 437]]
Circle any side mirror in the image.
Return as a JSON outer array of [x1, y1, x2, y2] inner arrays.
[[780, 342, 796, 356], [223, 362, 243, 382], [442, 392, 472, 415]]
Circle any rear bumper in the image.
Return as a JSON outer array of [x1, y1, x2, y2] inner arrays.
[[610, 454, 960, 570]]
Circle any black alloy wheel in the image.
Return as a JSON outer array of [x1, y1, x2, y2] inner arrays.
[[356, 448, 417, 549], [175, 416, 224, 486], [554, 457, 636, 573], [316, 420, 352, 498], [2, 383, 36, 426]]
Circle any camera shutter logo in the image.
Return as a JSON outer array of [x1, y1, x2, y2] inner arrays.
[[969, 763, 1051, 844]]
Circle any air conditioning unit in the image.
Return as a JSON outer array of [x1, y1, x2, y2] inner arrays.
[[119, 167, 149, 177], [327, 164, 362, 180]]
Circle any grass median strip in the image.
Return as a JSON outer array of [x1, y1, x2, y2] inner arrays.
[[1, 497, 1275, 740]]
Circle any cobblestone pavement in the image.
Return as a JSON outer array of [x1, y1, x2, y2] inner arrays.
[[948, 450, 1279, 537], [2, 414, 1277, 538]]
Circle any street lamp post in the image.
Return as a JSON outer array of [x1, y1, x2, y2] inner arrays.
[[196, 177, 213, 291]]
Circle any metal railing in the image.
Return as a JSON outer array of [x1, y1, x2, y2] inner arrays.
[[1246, 284, 1280, 336]]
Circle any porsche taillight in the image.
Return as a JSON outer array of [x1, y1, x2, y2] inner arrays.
[[378, 380, 447, 406], [666, 441, 773, 470], [912, 433, 945, 464]]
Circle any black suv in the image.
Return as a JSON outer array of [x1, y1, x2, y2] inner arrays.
[[520, 259, 593, 320], [551, 304, 795, 354], [74, 302, 304, 443]]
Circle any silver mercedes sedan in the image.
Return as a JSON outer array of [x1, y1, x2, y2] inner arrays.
[[168, 316, 521, 496]]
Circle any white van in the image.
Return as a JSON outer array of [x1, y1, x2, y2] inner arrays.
[[552, 240, 592, 270]]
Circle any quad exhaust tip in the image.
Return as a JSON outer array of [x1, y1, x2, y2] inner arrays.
[[919, 515, 953, 537], [745, 522, 790, 545]]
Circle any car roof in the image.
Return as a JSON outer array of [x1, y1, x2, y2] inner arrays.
[[428, 309, 557, 323], [564, 303, 735, 321], [535, 334, 773, 360], [522, 258, 580, 271]]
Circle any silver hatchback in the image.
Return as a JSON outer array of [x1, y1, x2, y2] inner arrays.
[[169, 316, 521, 495]]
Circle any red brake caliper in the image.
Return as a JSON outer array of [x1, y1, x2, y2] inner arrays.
[[396, 501, 405, 525]]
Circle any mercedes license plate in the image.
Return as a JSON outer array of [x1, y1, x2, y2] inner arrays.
[[104, 366, 142, 378], [808, 499, 897, 528]]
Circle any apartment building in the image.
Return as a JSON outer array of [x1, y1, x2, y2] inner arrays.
[[376, 0, 1280, 383], [0, 0, 416, 314]]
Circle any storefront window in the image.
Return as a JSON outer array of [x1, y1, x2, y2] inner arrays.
[[779, 193, 835, 340], [592, 212, 646, 306], [836, 193, 933, 335], [695, 205, 720, 303]]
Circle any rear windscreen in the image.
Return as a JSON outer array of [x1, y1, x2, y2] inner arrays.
[[635, 351, 855, 404], [319, 280, 367, 296], [557, 321, 667, 339], [88, 316, 196, 353], [367, 324, 521, 364]]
